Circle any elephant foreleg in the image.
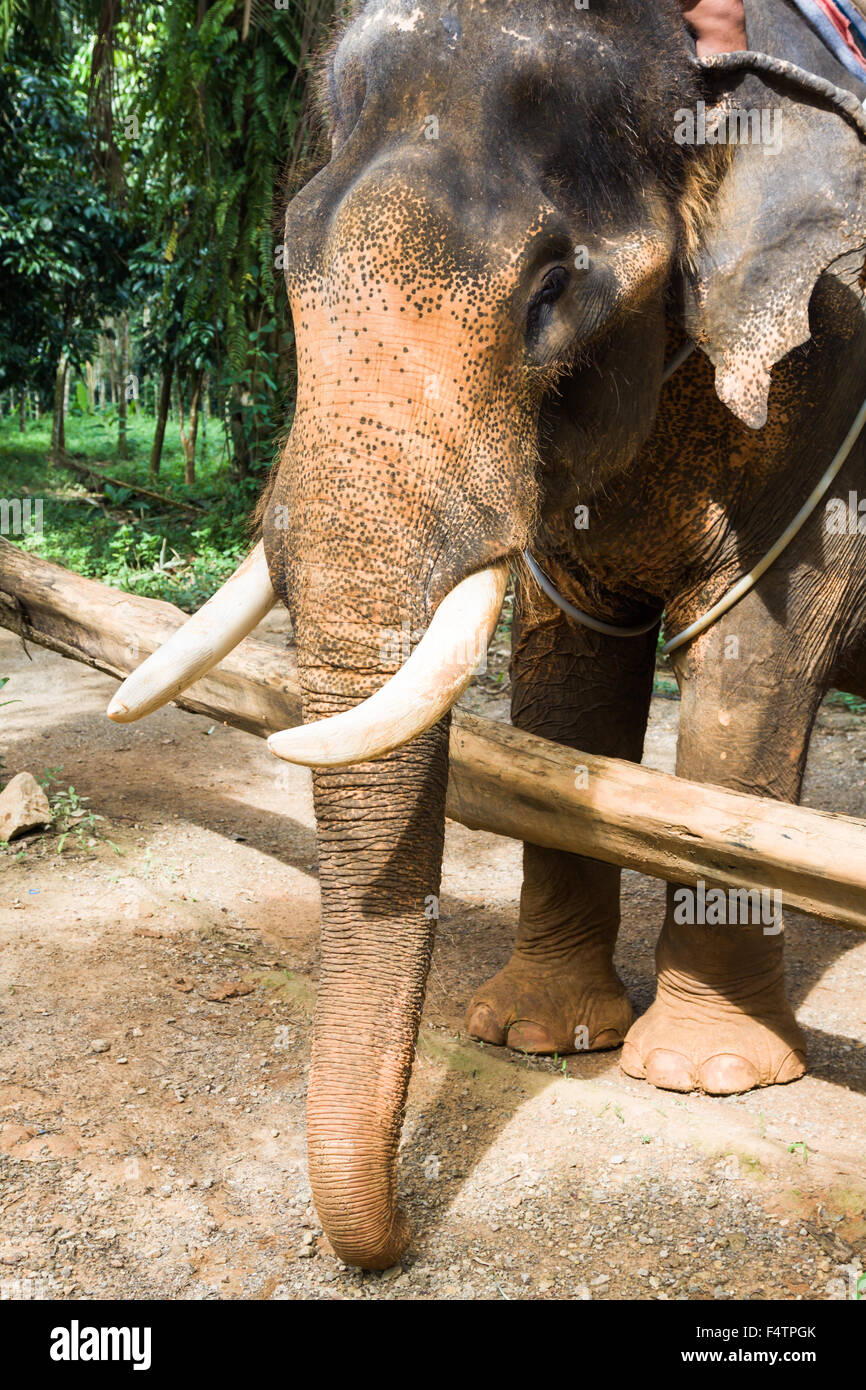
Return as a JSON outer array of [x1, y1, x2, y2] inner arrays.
[[622, 601, 819, 1094], [465, 585, 658, 1054]]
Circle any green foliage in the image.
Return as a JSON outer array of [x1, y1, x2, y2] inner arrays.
[[0, 1, 339, 584], [127, 0, 337, 475], [0, 47, 132, 396], [39, 766, 121, 854], [0, 411, 250, 608], [826, 690, 866, 716]]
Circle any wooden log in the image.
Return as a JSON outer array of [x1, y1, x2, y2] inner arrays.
[[0, 539, 300, 739], [55, 452, 203, 516], [2, 537, 866, 929]]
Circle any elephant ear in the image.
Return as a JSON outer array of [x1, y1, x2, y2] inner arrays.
[[683, 62, 866, 428]]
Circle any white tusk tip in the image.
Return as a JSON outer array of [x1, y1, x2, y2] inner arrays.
[[107, 695, 134, 722], [267, 730, 309, 764]]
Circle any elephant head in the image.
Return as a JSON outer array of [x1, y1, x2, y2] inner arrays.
[[109, 0, 866, 1266], [258, 0, 705, 1267]]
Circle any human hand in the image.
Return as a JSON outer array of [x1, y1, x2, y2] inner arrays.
[[679, 0, 748, 57]]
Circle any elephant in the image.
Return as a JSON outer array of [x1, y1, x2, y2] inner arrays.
[[108, 0, 866, 1268]]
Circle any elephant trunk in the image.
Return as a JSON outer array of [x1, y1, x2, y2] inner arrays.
[[306, 732, 448, 1267], [292, 562, 451, 1267]]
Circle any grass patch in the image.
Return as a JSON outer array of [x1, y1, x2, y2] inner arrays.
[[0, 412, 267, 611]]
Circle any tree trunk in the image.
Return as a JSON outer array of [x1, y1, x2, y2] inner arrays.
[[18, 390, 26, 433], [107, 323, 119, 408], [177, 369, 204, 486], [118, 312, 129, 459], [201, 374, 209, 460], [228, 384, 252, 476], [149, 361, 174, 481], [51, 355, 68, 460]]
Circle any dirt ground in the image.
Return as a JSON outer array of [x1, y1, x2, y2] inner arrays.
[[1, 610, 865, 1302]]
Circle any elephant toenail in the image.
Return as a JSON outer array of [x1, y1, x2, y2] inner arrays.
[[619, 1041, 647, 1079], [773, 1050, 807, 1085], [643, 1048, 697, 1092], [506, 1021, 557, 1054], [698, 1053, 760, 1095], [465, 1004, 506, 1045]]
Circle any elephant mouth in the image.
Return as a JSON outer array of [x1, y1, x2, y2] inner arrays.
[[107, 543, 508, 768]]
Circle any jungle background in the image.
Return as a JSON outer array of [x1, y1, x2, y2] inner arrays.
[[0, 0, 340, 608]]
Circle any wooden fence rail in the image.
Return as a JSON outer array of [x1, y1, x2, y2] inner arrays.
[[2, 538, 865, 929]]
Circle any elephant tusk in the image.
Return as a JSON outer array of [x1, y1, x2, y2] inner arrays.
[[106, 540, 277, 723], [268, 564, 508, 768]]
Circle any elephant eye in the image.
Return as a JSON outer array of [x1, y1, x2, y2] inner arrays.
[[526, 266, 569, 341]]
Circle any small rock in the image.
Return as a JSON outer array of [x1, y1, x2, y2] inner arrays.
[[203, 981, 254, 1002], [0, 772, 51, 842], [609, 1154, 625, 1166], [89, 1040, 111, 1054]]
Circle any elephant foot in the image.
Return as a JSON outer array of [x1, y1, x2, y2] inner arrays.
[[465, 957, 633, 1055], [620, 966, 806, 1095]]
